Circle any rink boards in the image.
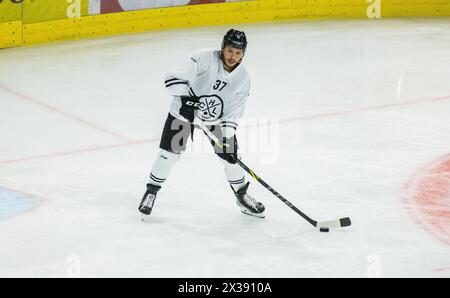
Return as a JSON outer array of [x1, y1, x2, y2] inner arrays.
[[1, 0, 450, 48]]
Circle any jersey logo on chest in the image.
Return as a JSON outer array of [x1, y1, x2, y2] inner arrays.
[[197, 95, 224, 122]]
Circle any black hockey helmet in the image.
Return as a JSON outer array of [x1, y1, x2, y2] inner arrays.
[[222, 29, 247, 52]]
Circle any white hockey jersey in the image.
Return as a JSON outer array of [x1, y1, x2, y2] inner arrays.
[[164, 49, 250, 138]]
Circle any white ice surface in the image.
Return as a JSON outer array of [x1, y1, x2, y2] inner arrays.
[[0, 18, 449, 277]]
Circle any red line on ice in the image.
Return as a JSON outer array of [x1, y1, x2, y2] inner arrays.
[[402, 153, 450, 246], [277, 94, 450, 125], [0, 84, 133, 143], [0, 138, 157, 164], [0, 93, 449, 165], [433, 267, 450, 272]]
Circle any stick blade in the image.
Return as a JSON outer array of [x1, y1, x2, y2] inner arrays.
[[317, 217, 352, 229]]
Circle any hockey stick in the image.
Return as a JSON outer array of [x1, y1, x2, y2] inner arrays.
[[196, 122, 352, 230]]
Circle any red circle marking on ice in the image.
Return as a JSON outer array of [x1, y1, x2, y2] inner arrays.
[[403, 154, 450, 245]]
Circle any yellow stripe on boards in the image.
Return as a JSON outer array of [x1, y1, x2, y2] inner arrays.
[[0, 21, 22, 49], [21, 0, 371, 46], [2, 0, 449, 48]]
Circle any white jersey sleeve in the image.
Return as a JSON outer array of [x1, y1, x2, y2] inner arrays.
[[164, 51, 207, 97]]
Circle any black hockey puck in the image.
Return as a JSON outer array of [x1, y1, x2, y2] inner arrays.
[[319, 227, 330, 232]]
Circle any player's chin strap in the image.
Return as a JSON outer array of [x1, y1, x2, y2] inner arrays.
[[196, 121, 352, 231]]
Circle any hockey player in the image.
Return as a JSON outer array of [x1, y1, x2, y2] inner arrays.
[[138, 29, 265, 219]]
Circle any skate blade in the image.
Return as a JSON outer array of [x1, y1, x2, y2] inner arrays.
[[241, 209, 265, 218]]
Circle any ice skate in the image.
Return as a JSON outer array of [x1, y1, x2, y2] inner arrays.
[[138, 184, 161, 220], [233, 182, 265, 218]]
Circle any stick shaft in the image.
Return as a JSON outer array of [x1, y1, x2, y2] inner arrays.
[[236, 159, 318, 227], [197, 122, 318, 227]]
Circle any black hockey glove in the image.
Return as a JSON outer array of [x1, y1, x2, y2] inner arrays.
[[215, 136, 238, 164], [179, 95, 200, 123]]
